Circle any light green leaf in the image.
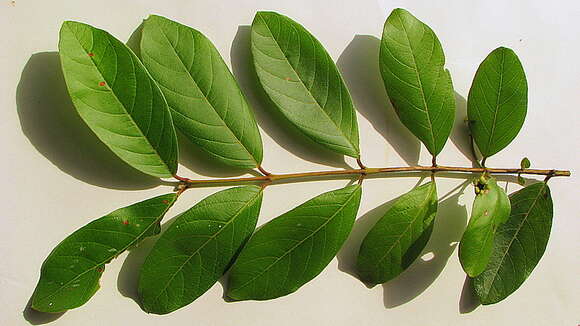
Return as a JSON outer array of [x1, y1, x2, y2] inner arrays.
[[138, 186, 263, 314], [31, 194, 177, 312], [227, 184, 362, 300], [467, 47, 528, 157], [459, 178, 510, 277], [473, 182, 553, 304], [59, 21, 178, 178], [251, 11, 360, 158], [379, 8, 455, 156], [356, 182, 437, 285], [141, 15, 263, 168]]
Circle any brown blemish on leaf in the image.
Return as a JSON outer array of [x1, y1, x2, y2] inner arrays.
[[88, 52, 94, 57], [99, 81, 106, 86]]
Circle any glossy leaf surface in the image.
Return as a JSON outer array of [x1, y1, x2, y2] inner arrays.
[[356, 182, 437, 284], [59, 21, 178, 178], [141, 15, 263, 168], [139, 186, 263, 314], [227, 185, 362, 300], [459, 178, 510, 277], [31, 194, 177, 312], [379, 8, 455, 156], [473, 182, 553, 304], [251, 11, 360, 157], [468, 47, 527, 157]]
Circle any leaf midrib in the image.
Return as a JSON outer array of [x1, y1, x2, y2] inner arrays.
[[147, 17, 259, 167], [63, 23, 173, 175], [145, 189, 262, 307], [230, 187, 359, 295], [33, 196, 175, 307], [255, 13, 358, 155]]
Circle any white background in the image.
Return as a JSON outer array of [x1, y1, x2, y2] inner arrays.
[[1, 0, 578, 325]]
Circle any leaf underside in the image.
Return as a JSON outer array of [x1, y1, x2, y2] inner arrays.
[[59, 21, 178, 178], [468, 47, 527, 158], [138, 186, 263, 314], [357, 182, 437, 285], [227, 184, 362, 300], [141, 15, 263, 168], [251, 11, 360, 158], [473, 182, 553, 304], [459, 178, 511, 277], [379, 8, 455, 156], [31, 194, 177, 312]]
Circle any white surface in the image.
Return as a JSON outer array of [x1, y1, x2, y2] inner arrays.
[[1, 0, 578, 325]]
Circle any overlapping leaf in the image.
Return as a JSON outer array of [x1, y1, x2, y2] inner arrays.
[[379, 8, 455, 156], [468, 47, 527, 158], [357, 182, 437, 285], [251, 11, 360, 157], [473, 182, 553, 304], [227, 185, 362, 300], [31, 194, 177, 312], [138, 186, 263, 314], [59, 21, 178, 178], [459, 177, 510, 277], [141, 15, 263, 168]]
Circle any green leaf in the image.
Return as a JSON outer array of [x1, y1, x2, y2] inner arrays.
[[356, 182, 437, 285], [141, 15, 263, 168], [138, 186, 263, 314], [467, 47, 528, 158], [227, 184, 362, 300], [379, 8, 455, 156], [521, 157, 531, 169], [517, 175, 526, 186], [59, 21, 178, 178], [251, 11, 360, 158], [473, 182, 553, 304], [459, 178, 511, 277], [31, 194, 177, 312]]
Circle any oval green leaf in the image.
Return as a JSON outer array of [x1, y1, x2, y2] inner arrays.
[[31, 193, 177, 312], [251, 11, 360, 158], [141, 15, 263, 168], [59, 21, 178, 178], [459, 177, 510, 277], [473, 182, 553, 304], [356, 181, 437, 285], [138, 186, 263, 314], [227, 184, 362, 300], [467, 47, 528, 158], [379, 8, 456, 156]]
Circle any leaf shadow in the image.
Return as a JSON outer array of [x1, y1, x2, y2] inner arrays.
[[230, 25, 349, 169], [459, 275, 481, 313], [336, 35, 421, 166], [22, 296, 65, 325], [16, 52, 161, 190], [450, 92, 479, 165]]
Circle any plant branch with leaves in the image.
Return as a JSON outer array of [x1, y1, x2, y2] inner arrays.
[[29, 9, 570, 317]]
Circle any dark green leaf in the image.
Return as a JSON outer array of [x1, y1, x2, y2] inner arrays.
[[31, 194, 177, 312], [141, 15, 263, 168], [227, 184, 362, 300], [251, 11, 360, 158], [467, 47, 528, 157], [521, 157, 531, 169], [379, 8, 455, 156], [138, 186, 263, 314], [459, 178, 510, 277], [356, 182, 437, 285], [473, 182, 553, 304], [59, 21, 178, 178]]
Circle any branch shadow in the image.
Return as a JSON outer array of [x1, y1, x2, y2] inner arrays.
[[459, 275, 481, 313], [230, 25, 349, 169], [16, 52, 161, 190], [22, 297, 65, 325], [336, 35, 421, 165]]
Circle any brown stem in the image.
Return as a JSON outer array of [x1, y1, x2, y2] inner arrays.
[[176, 165, 570, 187]]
